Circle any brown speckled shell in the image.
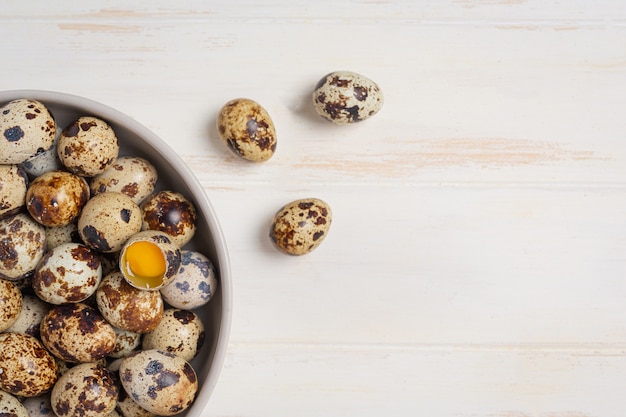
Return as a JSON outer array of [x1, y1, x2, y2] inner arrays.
[[0, 332, 58, 397], [57, 116, 119, 177], [6, 294, 50, 339], [32, 242, 102, 305], [26, 170, 90, 227], [0, 389, 30, 417], [90, 155, 158, 205], [0, 213, 47, 281], [40, 302, 116, 363], [0, 278, 23, 332], [270, 198, 332, 256], [217, 98, 277, 162], [0, 98, 56, 165], [312, 71, 383, 124], [95, 270, 164, 334], [119, 230, 182, 290], [51, 362, 118, 417], [120, 349, 198, 416], [0, 164, 28, 220], [142, 308, 205, 362], [141, 191, 197, 248], [109, 327, 142, 359], [78, 192, 142, 253]]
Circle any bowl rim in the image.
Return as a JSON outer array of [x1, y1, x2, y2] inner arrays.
[[0, 89, 233, 413]]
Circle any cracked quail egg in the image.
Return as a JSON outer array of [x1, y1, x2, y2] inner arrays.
[[0, 98, 56, 165], [312, 71, 383, 124]]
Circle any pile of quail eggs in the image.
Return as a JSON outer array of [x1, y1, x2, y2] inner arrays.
[[0, 69, 383, 416], [0, 98, 218, 416]]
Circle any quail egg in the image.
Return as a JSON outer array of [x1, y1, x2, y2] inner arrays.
[[22, 394, 54, 417], [45, 222, 81, 250], [270, 198, 332, 255], [141, 191, 197, 247], [57, 116, 119, 177], [160, 250, 217, 310], [95, 270, 164, 334], [0, 390, 30, 417], [312, 70, 383, 124], [20, 128, 63, 178], [0, 164, 28, 220], [32, 242, 102, 305], [0, 213, 47, 281], [40, 302, 116, 363], [6, 294, 50, 338], [0, 278, 22, 332], [78, 192, 142, 253], [109, 327, 142, 359], [142, 308, 205, 362], [51, 362, 118, 417], [119, 349, 198, 416], [217, 98, 277, 162], [0, 98, 56, 165], [119, 230, 182, 290], [26, 170, 90, 227], [90, 155, 158, 205], [0, 332, 58, 397]]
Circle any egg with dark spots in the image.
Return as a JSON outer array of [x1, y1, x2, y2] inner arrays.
[[119, 349, 198, 416], [141, 190, 197, 247], [26, 170, 90, 227], [270, 198, 332, 255], [0, 332, 58, 397], [57, 116, 119, 177], [32, 242, 102, 305], [0, 278, 22, 332], [95, 270, 164, 334], [160, 250, 217, 309], [39, 302, 116, 363], [0, 164, 28, 220], [0, 98, 56, 165], [312, 71, 383, 124], [0, 213, 47, 281], [6, 294, 50, 339], [90, 155, 158, 205], [142, 308, 205, 361], [78, 192, 142, 253], [217, 98, 277, 162], [0, 389, 30, 417], [50, 362, 118, 417]]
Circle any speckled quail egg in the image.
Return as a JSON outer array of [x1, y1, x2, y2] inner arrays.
[[141, 191, 197, 247], [32, 242, 102, 305], [109, 327, 142, 359], [22, 394, 54, 417], [0, 98, 56, 165], [96, 270, 164, 334], [78, 192, 142, 253], [6, 294, 50, 338], [0, 390, 30, 417], [119, 230, 182, 291], [90, 156, 158, 205], [0, 332, 58, 397], [217, 98, 277, 162], [20, 127, 63, 177], [40, 302, 116, 363], [45, 222, 81, 250], [312, 71, 383, 124], [51, 362, 118, 417], [57, 116, 119, 177], [0, 164, 28, 220], [160, 250, 217, 310], [116, 389, 158, 417], [26, 170, 90, 227], [0, 213, 47, 281], [0, 278, 22, 332], [119, 349, 198, 416], [142, 309, 205, 362], [270, 198, 332, 255]]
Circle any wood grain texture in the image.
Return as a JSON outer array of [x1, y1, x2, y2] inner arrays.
[[2, 1, 626, 416]]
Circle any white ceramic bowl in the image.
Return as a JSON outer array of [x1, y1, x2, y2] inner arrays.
[[0, 90, 232, 416]]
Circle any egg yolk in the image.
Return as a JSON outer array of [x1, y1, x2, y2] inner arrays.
[[122, 241, 166, 289]]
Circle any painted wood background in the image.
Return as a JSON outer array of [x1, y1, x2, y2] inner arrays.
[[2, 1, 626, 415]]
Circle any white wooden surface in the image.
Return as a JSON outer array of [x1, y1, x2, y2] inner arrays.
[[3, 1, 626, 415]]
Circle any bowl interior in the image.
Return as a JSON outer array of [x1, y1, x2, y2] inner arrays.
[[0, 90, 232, 416]]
